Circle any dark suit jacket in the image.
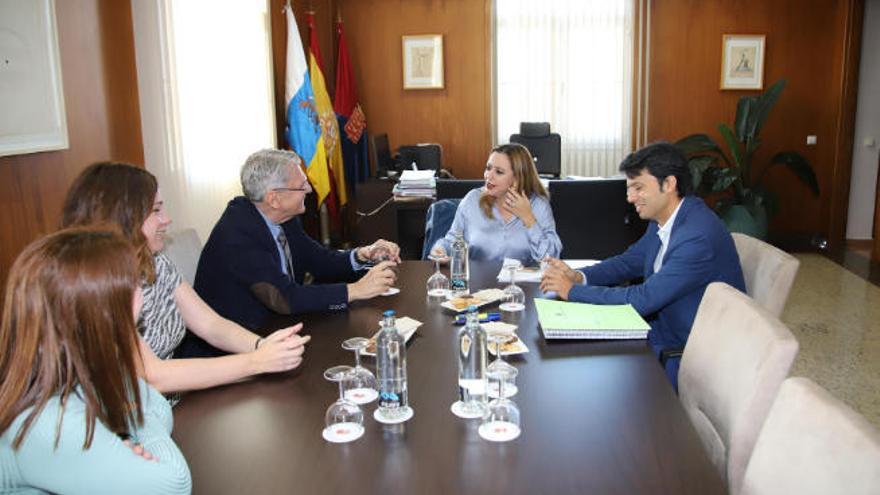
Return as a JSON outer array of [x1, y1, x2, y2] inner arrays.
[[569, 196, 745, 352], [194, 196, 360, 331]]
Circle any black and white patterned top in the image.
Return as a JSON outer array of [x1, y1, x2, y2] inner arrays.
[[139, 253, 186, 360]]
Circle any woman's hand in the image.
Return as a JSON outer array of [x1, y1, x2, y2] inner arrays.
[[502, 190, 537, 227], [429, 245, 449, 263], [123, 439, 158, 462], [252, 323, 311, 374]]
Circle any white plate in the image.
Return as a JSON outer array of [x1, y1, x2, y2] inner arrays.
[[361, 316, 422, 356], [487, 335, 529, 356], [441, 288, 506, 313]]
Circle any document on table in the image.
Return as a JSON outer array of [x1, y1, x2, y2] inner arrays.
[[497, 259, 599, 283], [534, 299, 650, 340]]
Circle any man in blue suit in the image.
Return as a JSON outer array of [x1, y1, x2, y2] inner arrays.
[[183, 149, 398, 357], [541, 142, 745, 389]]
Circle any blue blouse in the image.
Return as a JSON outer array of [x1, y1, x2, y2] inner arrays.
[[434, 188, 562, 264]]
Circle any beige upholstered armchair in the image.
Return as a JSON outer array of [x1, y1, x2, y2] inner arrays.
[[731, 232, 800, 317], [741, 377, 880, 494], [679, 282, 799, 494]]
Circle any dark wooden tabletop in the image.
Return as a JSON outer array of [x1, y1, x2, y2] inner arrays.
[[172, 260, 725, 495]]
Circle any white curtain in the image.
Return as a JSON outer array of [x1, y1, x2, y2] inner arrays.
[[131, 0, 276, 243], [495, 0, 634, 177]]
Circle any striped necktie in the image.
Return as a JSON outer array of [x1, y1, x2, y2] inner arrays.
[[276, 231, 295, 280]]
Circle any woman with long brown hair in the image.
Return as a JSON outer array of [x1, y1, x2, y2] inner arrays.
[[429, 143, 562, 264], [61, 162, 310, 397], [0, 227, 190, 493]]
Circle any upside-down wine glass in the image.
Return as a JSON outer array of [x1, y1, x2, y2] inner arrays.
[[499, 264, 526, 312], [426, 256, 450, 299], [322, 365, 365, 443], [478, 366, 521, 442], [486, 331, 518, 399], [341, 338, 378, 404]]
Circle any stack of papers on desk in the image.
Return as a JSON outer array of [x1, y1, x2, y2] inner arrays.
[[394, 170, 436, 198], [534, 299, 649, 340]]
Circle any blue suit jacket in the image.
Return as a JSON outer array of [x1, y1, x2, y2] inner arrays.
[[569, 196, 745, 351], [194, 197, 359, 331]]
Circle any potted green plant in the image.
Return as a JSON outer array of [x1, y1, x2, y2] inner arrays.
[[675, 79, 819, 239]]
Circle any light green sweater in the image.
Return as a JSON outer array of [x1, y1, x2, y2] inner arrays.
[[0, 380, 191, 494]]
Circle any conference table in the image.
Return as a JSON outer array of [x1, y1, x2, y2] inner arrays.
[[172, 261, 725, 494]]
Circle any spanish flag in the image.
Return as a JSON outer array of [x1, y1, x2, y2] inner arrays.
[[307, 12, 347, 212], [284, 4, 329, 205]]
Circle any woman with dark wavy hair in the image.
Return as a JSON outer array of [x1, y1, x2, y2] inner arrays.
[[61, 163, 310, 397], [0, 227, 190, 493], [430, 143, 562, 264]]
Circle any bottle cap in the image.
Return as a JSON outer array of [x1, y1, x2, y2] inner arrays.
[[467, 305, 478, 313], [383, 310, 396, 317]]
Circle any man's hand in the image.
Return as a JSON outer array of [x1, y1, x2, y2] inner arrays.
[[545, 258, 583, 283], [251, 323, 311, 374], [540, 258, 583, 300], [357, 239, 401, 264], [347, 260, 396, 301]]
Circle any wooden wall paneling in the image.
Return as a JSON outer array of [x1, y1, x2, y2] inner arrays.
[[647, 0, 860, 244], [828, 0, 864, 251], [338, 0, 492, 179], [0, 0, 144, 288]]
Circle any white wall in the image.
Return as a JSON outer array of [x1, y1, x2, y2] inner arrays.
[[846, 0, 880, 240], [130, 0, 276, 244]]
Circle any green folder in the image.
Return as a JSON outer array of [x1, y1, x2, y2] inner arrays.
[[534, 298, 650, 339]]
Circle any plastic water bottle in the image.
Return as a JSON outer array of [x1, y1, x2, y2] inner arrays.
[[450, 231, 469, 296], [376, 310, 411, 422], [454, 306, 487, 418]]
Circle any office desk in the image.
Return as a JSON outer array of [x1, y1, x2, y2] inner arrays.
[[172, 261, 725, 494], [353, 179, 430, 259]]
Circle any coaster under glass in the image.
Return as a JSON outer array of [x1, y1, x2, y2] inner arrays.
[[373, 405, 414, 425]]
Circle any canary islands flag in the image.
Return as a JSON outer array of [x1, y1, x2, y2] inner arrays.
[[285, 4, 329, 205]]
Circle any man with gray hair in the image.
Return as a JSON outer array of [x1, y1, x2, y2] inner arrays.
[[187, 149, 398, 354]]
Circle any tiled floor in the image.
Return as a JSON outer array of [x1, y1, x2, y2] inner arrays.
[[782, 253, 880, 428]]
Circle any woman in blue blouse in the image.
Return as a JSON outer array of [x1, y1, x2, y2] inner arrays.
[[430, 143, 562, 264], [0, 227, 191, 494]]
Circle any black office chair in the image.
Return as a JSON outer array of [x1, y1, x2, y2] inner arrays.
[[397, 143, 442, 171], [370, 133, 398, 177], [549, 179, 647, 259], [510, 122, 561, 178]]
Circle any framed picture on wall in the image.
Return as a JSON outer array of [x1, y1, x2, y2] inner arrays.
[[402, 34, 444, 90], [720, 35, 765, 90], [0, 0, 69, 156]]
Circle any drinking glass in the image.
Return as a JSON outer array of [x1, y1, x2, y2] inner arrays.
[[375, 251, 400, 295], [487, 332, 518, 399], [426, 256, 450, 299], [341, 338, 378, 404], [478, 367, 521, 442], [499, 264, 526, 312], [322, 365, 365, 443]]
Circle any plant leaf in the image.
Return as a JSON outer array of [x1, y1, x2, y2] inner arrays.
[[747, 79, 786, 141], [735, 97, 757, 142], [676, 134, 723, 155], [718, 123, 743, 167], [687, 155, 716, 191], [769, 151, 820, 196], [711, 167, 739, 193]]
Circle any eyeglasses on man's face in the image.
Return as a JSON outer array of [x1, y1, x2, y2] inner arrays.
[[272, 184, 312, 194]]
